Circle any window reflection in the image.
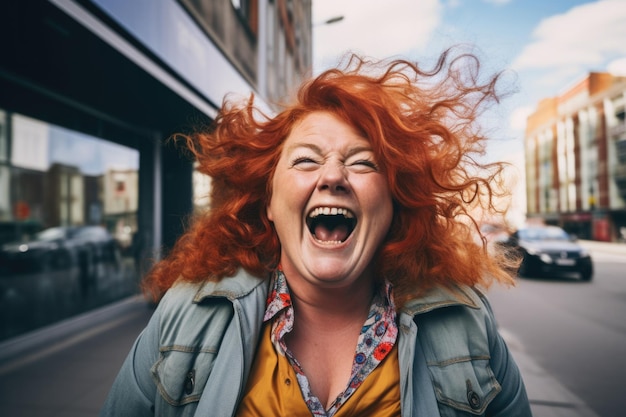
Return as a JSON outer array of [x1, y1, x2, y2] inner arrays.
[[0, 109, 7, 162], [0, 112, 141, 341]]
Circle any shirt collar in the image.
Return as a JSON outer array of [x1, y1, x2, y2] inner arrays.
[[264, 269, 292, 322], [264, 269, 396, 322]]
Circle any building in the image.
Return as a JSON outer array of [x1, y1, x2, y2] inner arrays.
[[525, 71, 626, 242], [0, 0, 312, 341]]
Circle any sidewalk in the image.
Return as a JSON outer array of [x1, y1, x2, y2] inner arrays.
[[500, 329, 600, 417], [0, 296, 154, 417], [579, 239, 626, 256], [0, 282, 613, 416]]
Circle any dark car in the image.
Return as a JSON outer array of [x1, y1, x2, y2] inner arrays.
[[0, 225, 122, 339], [505, 225, 593, 281], [0, 225, 119, 277], [0, 220, 42, 246]]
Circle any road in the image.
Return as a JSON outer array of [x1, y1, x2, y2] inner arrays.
[[1, 241, 623, 416], [487, 243, 626, 417]]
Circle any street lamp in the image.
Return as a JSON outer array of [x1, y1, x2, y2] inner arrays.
[[314, 15, 344, 27], [312, 14, 345, 73], [322, 15, 344, 25]]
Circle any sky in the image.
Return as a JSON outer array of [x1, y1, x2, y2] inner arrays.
[[313, 0, 626, 146], [312, 0, 626, 223]]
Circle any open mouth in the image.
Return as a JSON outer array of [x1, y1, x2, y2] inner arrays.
[[306, 207, 356, 244]]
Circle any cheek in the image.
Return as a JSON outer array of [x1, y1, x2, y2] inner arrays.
[[267, 171, 300, 222], [364, 178, 394, 228], [361, 177, 392, 206]]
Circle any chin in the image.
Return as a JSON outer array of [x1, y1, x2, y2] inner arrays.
[[307, 262, 366, 285]]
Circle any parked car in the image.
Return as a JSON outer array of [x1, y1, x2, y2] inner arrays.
[[0, 220, 42, 246], [0, 225, 119, 276], [504, 225, 593, 281], [0, 226, 123, 339]]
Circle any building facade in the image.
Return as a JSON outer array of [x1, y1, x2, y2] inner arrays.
[[525, 72, 626, 242], [0, 0, 312, 342]]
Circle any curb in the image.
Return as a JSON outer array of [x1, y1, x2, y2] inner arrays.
[[0, 294, 148, 367]]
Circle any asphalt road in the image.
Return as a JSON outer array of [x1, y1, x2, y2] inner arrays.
[[487, 243, 626, 417], [2, 241, 623, 416]]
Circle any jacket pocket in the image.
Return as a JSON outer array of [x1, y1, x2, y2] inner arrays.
[[151, 347, 218, 406], [428, 357, 501, 416]]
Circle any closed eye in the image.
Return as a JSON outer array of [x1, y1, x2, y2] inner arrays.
[[291, 156, 320, 169], [355, 160, 377, 168], [349, 159, 379, 172]]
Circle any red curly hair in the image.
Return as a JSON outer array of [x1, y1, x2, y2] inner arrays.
[[143, 47, 517, 307]]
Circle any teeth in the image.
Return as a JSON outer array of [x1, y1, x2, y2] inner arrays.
[[315, 239, 344, 245], [308, 207, 354, 218]]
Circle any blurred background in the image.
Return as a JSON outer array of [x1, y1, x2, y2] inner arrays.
[[0, 1, 625, 416]]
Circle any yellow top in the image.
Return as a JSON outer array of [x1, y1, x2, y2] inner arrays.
[[236, 322, 401, 416]]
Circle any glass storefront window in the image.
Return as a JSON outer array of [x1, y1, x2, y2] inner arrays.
[[0, 112, 141, 341], [0, 110, 7, 162]]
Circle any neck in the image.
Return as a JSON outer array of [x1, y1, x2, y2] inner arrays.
[[287, 278, 374, 332]]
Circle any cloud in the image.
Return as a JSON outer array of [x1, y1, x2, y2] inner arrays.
[[313, 0, 441, 69], [509, 105, 535, 132], [445, 0, 462, 9], [512, 0, 626, 73], [607, 56, 626, 76], [482, 0, 512, 5]]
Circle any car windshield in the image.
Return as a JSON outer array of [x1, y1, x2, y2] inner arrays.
[[35, 227, 68, 241], [73, 226, 106, 239], [519, 227, 570, 241]]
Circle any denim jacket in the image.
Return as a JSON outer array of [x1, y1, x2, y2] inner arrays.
[[100, 269, 531, 417]]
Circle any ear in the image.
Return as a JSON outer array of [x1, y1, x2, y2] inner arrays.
[[266, 202, 274, 222]]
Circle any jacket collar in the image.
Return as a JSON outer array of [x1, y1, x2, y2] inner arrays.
[[191, 269, 482, 316], [400, 284, 482, 317], [193, 269, 268, 303]]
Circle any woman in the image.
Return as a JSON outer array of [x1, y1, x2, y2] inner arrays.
[[101, 48, 531, 416]]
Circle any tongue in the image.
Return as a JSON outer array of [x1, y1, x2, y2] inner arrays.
[[314, 224, 349, 242]]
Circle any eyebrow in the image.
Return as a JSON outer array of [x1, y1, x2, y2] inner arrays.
[[286, 142, 374, 158], [286, 142, 322, 154]]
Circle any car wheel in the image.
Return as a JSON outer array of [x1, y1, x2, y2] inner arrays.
[[580, 268, 593, 282], [518, 255, 534, 278], [517, 261, 528, 277], [79, 249, 96, 281]]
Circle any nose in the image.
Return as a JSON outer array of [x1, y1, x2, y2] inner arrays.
[[318, 162, 350, 193]]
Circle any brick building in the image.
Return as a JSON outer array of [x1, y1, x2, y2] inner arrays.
[[525, 71, 626, 241]]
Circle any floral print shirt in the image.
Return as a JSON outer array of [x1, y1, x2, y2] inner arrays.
[[264, 269, 398, 417]]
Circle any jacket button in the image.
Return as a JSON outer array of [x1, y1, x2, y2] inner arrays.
[[467, 390, 481, 409], [184, 369, 195, 395]]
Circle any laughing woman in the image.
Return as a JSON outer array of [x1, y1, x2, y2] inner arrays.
[[101, 48, 531, 417]]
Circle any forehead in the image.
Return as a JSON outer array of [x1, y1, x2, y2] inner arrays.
[[284, 111, 370, 150]]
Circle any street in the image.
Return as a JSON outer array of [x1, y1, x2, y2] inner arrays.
[[1, 241, 624, 417], [487, 242, 626, 417]]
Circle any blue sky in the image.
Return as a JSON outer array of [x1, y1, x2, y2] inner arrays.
[[313, 0, 626, 161]]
